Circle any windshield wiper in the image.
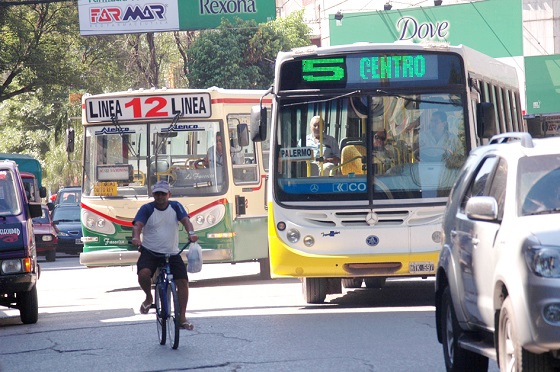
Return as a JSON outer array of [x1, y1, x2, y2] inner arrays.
[[526, 208, 560, 216], [375, 89, 461, 106]]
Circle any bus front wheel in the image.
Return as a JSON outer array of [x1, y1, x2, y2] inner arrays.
[[302, 278, 327, 304], [259, 257, 271, 280]]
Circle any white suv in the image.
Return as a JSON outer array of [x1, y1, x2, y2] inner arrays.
[[435, 133, 560, 371]]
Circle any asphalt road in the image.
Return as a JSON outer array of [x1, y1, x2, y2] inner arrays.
[[0, 254, 499, 372]]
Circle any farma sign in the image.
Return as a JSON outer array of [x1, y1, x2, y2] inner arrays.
[[78, 0, 276, 36]]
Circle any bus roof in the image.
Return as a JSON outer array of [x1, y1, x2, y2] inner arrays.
[[278, 42, 519, 90]]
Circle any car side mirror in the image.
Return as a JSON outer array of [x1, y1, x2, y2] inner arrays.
[[465, 196, 498, 221]]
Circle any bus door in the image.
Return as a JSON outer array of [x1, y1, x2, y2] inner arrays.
[[228, 114, 266, 217]]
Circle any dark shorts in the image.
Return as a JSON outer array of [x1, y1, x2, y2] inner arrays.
[[137, 248, 188, 281]]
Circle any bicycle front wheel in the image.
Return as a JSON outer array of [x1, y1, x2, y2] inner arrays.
[[155, 282, 166, 345], [167, 281, 181, 349]]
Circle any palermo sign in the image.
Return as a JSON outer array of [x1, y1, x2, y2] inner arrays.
[[78, 0, 276, 36]]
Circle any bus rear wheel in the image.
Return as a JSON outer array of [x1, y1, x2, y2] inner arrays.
[[302, 278, 327, 304], [342, 278, 362, 288]]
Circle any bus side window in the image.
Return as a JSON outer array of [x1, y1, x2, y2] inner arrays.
[[231, 121, 259, 184]]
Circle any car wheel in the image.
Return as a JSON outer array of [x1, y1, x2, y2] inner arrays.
[[441, 286, 488, 372], [342, 278, 362, 288], [498, 297, 553, 371], [18, 285, 39, 324], [45, 249, 56, 262], [302, 278, 327, 304]]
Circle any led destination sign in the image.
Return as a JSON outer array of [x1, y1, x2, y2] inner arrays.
[[279, 52, 463, 90], [303, 55, 428, 82], [85, 93, 212, 123]]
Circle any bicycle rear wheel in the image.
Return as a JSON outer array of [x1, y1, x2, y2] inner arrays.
[[155, 282, 166, 345], [167, 281, 180, 349]]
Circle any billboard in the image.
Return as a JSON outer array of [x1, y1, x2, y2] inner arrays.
[[525, 55, 560, 116], [329, 0, 522, 59], [78, 0, 276, 36]]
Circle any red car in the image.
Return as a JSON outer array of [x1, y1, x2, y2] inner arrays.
[[33, 205, 58, 262]]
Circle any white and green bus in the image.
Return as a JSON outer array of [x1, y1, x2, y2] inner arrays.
[[251, 42, 525, 302], [78, 87, 272, 277]]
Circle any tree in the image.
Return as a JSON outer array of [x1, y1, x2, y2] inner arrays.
[[186, 11, 311, 89], [0, 3, 80, 103]]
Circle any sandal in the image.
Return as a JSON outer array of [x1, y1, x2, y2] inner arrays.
[[180, 321, 194, 330], [140, 301, 151, 314]]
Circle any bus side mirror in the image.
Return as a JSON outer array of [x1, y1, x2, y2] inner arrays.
[[250, 105, 267, 142], [476, 102, 496, 138], [66, 128, 75, 153], [237, 123, 250, 147], [39, 186, 47, 199]]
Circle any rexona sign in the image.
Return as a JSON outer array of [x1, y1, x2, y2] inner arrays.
[[78, 0, 276, 36]]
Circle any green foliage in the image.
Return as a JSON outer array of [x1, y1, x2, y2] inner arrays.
[[187, 12, 311, 89], [0, 4, 311, 189]]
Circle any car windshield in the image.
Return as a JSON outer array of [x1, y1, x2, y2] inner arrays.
[[52, 206, 81, 222], [57, 189, 81, 204], [33, 207, 50, 223], [0, 169, 22, 216], [518, 154, 560, 216]]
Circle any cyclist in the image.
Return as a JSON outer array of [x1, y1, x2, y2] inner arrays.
[[131, 180, 198, 330]]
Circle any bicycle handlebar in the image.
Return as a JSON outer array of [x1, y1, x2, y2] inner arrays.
[[127, 241, 192, 256]]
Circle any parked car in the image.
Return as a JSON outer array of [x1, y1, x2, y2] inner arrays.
[[435, 133, 560, 371], [51, 204, 83, 255], [53, 186, 81, 206], [33, 205, 57, 262], [0, 160, 43, 324]]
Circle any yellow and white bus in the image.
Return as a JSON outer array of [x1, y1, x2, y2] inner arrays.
[[251, 43, 525, 302], [78, 87, 272, 277]]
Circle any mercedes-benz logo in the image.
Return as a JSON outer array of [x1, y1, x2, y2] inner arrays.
[[310, 184, 319, 192], [366, 211, 378, 225], [366, 235, 380, 246]]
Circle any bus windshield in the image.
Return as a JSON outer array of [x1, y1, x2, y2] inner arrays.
[[274, 92, 468, 204], [83, 121, 230, 197]]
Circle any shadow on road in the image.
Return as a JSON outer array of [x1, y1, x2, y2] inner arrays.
[[316, 279, 436, 309]]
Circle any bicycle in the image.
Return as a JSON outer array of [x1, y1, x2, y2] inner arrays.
[[150, 242, 191, 350]]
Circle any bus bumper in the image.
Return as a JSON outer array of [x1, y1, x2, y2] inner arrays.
[[80, 250, 140, 267], [80, 248, 234, 267]]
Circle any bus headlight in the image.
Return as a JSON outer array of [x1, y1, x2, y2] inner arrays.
[[192, 204, 225, 230], [303, 235, 315, 247], [286, 229, 300, 243], [82, 209, 116, 235]]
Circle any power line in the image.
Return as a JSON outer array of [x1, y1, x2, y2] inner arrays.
[[0, 0, 74, 6]]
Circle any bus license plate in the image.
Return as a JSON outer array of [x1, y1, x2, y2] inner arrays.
[[410, 262, 434, 273]]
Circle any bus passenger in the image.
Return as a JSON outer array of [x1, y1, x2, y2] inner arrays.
[[418, 111, 464, 164], [419, 111, 451, 149], [131, 180, 199, 330], [373, 130, 393, 173], [301, 116, 340, 175], [203, 132, 240, 167]]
